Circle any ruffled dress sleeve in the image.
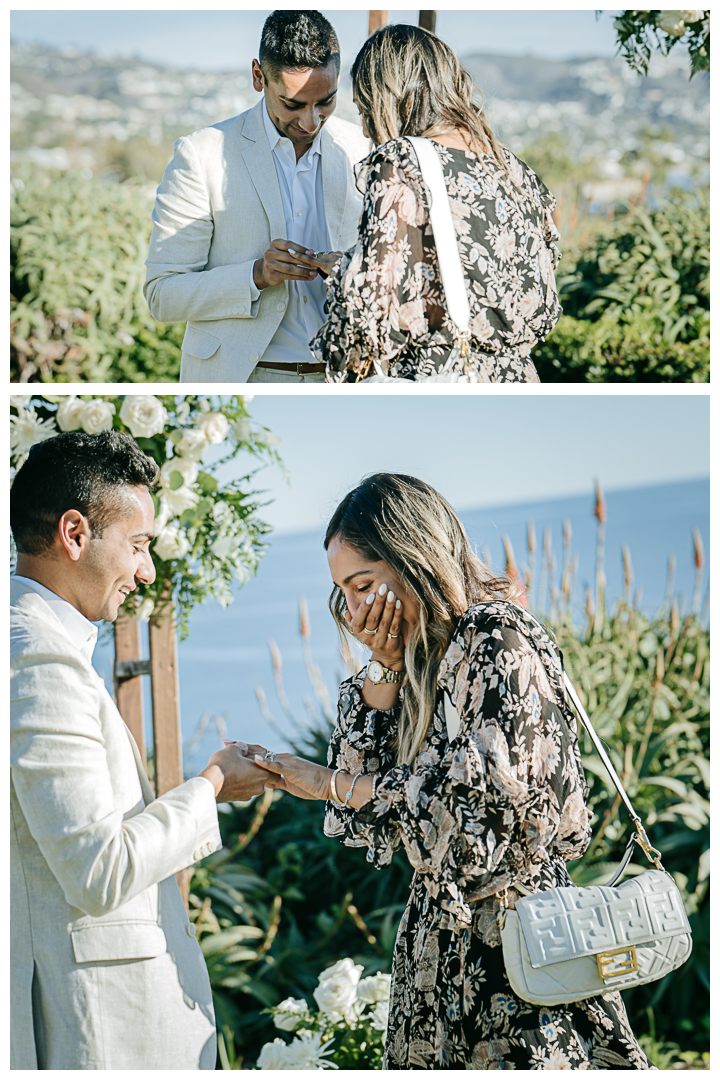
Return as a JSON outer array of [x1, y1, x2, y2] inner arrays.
[[324, 668, 404, 866], [311, 143, 441, 381], [327, 606, 592, 916]]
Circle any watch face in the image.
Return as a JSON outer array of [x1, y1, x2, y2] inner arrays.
[[367, 661, 383, 683]]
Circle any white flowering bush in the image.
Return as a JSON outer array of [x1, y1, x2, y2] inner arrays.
[[10, 394, 282, 636], [255, 959, 390, 1070]]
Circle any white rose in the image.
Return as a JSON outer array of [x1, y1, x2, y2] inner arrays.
[[56, 396, 86, 431], [154, 496, 172, 531], [210, 535, 235, 559], [10, 408, 57, 462], [212, 501, 232, 523], [274, 998, 310, 1033], [313, 958, 363, 1022], [357, 973, 392, 1005], [197, 411, 229, 444], [657, 10, 690, 35], [175, 401, 191, 424], [10, 395, 33, 408], [232, 418, 251, 442], [175, 427, 209, 461], [80, 399, 115, 434], [119, 395, 168, 438], [239, 393, 254, 403], [678, 9, 703, 22], [283, 1031, 337, 1070], [153, 525, 190, 563], [256, 1038, 291, 1070], [135, 597, 155, 622], [368, 1000, 389, 1041], [160, 458, 199, 516], [252, 426, 281, 448]]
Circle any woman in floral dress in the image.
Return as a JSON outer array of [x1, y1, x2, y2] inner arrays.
[[307, 26, 561, 381], [257, 474, 654, 1070]]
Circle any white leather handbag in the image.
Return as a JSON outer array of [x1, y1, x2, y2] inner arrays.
[[497, 669, 693, 1006], [361, 136, 483, 384]]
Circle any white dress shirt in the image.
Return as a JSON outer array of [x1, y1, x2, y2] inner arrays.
[[13, 575, 98, 664], [249, 99, 329, 364]]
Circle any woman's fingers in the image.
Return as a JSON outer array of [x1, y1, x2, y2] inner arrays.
[[254, 754, 283, 773], [388, 597, 403, 640]]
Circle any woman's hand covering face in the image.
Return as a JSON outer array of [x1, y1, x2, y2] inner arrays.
[[345, 584, 406, 669]]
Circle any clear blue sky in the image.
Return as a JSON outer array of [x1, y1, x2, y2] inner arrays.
[[10, 9, 622, 70], [220, 394, 709, 534]]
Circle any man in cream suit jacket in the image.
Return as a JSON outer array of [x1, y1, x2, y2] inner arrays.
[[10, 430, 273, 1070], [144, 11, 370, 383]]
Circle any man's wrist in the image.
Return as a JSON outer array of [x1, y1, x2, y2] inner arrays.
[[252, 258, 267, 291], [199, 764, 224, 799]]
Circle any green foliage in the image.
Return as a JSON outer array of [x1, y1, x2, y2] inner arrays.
[[612, 10, 710, 78], [535, 189, 709, 382], [533, 313, 709, 383], [10, 167, 183, 382], [188, 509, 709, 1069]]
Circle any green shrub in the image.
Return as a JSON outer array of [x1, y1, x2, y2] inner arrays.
[[535, 189, 709, 382], [10, 167, 183, 382], [533, 313, 709, 382]]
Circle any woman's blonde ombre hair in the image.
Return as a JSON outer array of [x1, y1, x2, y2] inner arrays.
[[351, 23, 508, 175], [324, 474, 518, 765]]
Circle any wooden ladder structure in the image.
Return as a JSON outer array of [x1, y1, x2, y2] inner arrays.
[[114, 604, 190, 907], [368, 11, 437, 34]]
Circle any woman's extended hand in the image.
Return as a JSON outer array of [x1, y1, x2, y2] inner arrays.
[[345, 584, 406, 670], [255, 753, 333, 802]]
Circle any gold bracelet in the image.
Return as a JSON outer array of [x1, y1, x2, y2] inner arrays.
[[329, 768, 342, 804]]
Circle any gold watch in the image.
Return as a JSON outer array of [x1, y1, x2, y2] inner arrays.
[[366, 660, 404, 685]]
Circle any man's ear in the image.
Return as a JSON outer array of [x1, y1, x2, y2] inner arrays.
[[57, 510, 93, 563], [251, 59, 265, 94]]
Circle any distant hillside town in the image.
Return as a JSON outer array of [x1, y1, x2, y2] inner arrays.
[[11, 39, 709, 203]]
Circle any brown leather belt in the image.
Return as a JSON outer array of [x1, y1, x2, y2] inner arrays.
[[256, 361, 325, 374]]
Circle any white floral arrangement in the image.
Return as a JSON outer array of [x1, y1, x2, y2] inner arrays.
[[255, 959, 391, 1070], [10, 393, 282, 636]]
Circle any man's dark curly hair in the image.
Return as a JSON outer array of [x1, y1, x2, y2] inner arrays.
[[11, 430, 159, 556], [258, 10, 340, 82]]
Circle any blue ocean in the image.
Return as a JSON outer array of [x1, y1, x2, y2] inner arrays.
[[92, 477, 709, 775]]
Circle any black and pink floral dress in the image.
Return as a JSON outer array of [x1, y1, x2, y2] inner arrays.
[[324, 602, 654, 1069], [311, 138, 562, 382]]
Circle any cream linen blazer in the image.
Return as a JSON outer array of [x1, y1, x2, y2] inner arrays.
[[144, 100, 370, 382], [10, 579, 222, 1070]]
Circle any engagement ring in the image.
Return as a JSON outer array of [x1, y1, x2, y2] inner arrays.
[[264, 750, 276, 762]]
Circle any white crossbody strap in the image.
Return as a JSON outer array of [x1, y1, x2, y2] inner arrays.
[[406, 136, 471, 335]]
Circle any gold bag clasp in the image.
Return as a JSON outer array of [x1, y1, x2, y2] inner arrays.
[[596, 945, 639, 981]]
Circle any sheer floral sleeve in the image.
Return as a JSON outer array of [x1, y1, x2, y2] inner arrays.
[[324, 669, 404, 863], [325, 604, 592, 918], [313, 147, 438, 380]]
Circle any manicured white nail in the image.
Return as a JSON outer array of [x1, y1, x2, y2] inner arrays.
[[378, 583, 388, 596], [396, 600, 402, 609], [366, 593, 375, 605], [387, 591, 395, 602]]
